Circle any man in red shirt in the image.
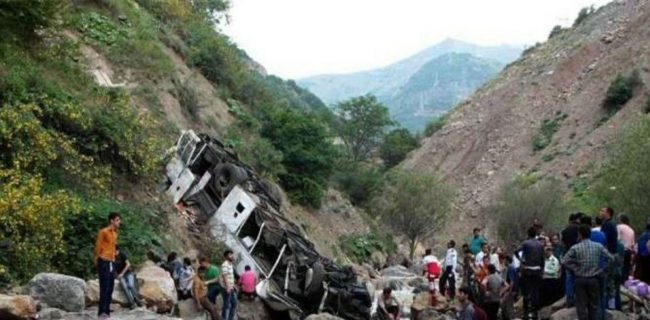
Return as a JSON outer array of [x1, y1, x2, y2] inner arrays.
[[94, 212, 121, 319]]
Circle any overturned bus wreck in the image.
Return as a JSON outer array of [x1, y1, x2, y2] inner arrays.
[[164, 130, 372, 319]]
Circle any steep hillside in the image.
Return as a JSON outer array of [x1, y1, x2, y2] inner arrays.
[[404, 0, 650, 239], [389, 53, 502, 131], [0, 0, 354, 287], [298, 39, 521, 130]]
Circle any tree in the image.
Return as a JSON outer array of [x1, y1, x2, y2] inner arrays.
[[335, 95, 393, 162], [0, 0, 67, 41], [370, 169, 452, 259], [491, 176, 567, 246], [260, 106, 337, 208], [379, 128, 418, 168], [591, 117, 650, 227]]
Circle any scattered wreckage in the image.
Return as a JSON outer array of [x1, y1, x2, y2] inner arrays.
[[164, 130, 372, 319]]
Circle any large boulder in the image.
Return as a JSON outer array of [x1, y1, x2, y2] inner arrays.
[[37, 308, 66, 320], [85, 279, 130, 306], [237, 299, 271, 320], [0, 294, 37, 319], [550, 308, 577, 320], [380, 265, 417, 278], [305, 313, 345, 320], [136, 265, 177, 313], [28, 273, 86, 312], [64, 307, 182, 320], [413, 308, 455, 320]]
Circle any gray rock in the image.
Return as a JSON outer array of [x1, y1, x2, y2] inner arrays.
[[64, 307, 182, 320], [177, 299, 206, 320], [37, 307, 66, 320], [380, 265, 417, 278], [305, 313, 345, 320], [237, 299, 271, 320], [28, 273, 86, 312]]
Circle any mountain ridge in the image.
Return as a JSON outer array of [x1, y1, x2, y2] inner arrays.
[[298, 38, 522, 131]]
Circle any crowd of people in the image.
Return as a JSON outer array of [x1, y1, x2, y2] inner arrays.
[[410, 207, 650, 320], [93, 212, 258, 320]]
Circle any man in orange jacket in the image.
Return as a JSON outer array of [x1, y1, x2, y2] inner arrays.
[[94, 212, 121, 319]]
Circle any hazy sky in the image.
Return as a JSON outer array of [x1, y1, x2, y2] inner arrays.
[[223, 0, 612, 79]]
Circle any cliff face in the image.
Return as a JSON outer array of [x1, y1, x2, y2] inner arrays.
[[404, 0, 650, 237]]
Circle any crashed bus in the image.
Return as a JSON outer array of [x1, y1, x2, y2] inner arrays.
[[164, 130, 372, 319]]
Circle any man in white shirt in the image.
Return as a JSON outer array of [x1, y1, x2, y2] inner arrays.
[[475, 243, 489, 267], [220, 250, 237, 320], [439, 240, 457, 298]]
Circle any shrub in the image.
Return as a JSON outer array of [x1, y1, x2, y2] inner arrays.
[[549, 25, 564, 39], [0, 0, 67, 41], [331, 162, 384, 206], [591, 116, 650, 227], [424, 114, 448, 137], [339, 233, 396, 264], [53, 198, 165, 279], [532, 114, 566, 152], [491, 177, 567, 246], [370, 169, 452, 259], [602, 70, 643, 113], [380, 128, 418, 168], [0, 169, 81, 284], [573, 6, 595, 27]]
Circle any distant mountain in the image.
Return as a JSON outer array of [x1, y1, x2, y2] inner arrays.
[[389, 53, 503, 130], [298, 38, 522, 131]]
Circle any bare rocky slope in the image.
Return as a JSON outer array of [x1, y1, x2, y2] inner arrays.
[[404, 0, 650, 240]]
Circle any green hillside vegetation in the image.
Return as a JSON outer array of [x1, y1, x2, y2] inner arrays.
[[0, 0, 336, 287]]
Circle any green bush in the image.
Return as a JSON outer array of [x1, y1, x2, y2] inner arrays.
[[339, 233, 396, 264], [532, 114, 565, 152], [54, 198, 165, 279], [602, 70, 643, 113], [0, 0, 67, 41], [380, 128, 418, 167], [491, 177, 567, 246], [549, 25, 564, 39], [573, 6, 595, 27], [591, 116, 650, 227], [331, 162, 384, 206], [424, 114, 448, 137]]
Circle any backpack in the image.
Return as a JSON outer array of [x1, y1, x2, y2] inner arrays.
[[473, 304, 488, 320]]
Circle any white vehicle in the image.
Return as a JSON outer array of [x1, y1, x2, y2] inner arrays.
[[165, 130, 371, 319]]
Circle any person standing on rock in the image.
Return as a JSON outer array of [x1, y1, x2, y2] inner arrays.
[[636, 220, 650, 284], [560, 213, 581, 308], [561, 224, 614, 320], [221, 250, 237, 320], [177, 257, 195, 300], [115, 245, 141, 309], [94, 212, 121, 319], [440, 240, 458, 299], [200, 257, 222, 304], [616, 213, 635, 280], [516, 227, 544, 320], [483, 264, 508, 320], [422, 248, 441, 295], [193, 266, 220, 320], [469, 228, 487, 256]]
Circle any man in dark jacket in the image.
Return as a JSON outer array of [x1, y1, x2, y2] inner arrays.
[[517, 227, 544, 320], [560, 213, 581, 307]]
